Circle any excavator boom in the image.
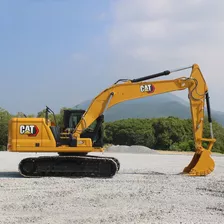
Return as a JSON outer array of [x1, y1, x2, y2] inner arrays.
[[72, 64, 216, 176]]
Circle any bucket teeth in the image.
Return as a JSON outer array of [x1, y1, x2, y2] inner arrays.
[[183, 150, 215, 176]]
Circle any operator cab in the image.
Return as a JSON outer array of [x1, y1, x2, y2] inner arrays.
[[46, 107, 104, 148], [63, 109, 83, 131]]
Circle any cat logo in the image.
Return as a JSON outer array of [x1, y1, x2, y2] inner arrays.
[[140, 84, 155, 93], [20, 125, 39, 137]]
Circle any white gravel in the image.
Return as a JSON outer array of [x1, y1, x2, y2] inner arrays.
[[0, 151, 224, 224], [106, 145, 159, 154]]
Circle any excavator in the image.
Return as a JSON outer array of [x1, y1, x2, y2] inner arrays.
[[7, 64, 216, 178]]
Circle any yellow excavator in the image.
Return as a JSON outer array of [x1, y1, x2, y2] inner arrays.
[[7, 64, 216, 177]]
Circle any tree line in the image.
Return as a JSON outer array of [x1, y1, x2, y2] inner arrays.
[[1, 107, 224, 153], [104, 117, 224, 153]]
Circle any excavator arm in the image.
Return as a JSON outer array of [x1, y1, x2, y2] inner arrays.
[[73, 64, 216, 175]]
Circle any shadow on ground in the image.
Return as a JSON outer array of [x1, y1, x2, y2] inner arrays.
[[120, 171, 166, 175], [0, 172, 22, 178], [119, 171, 197, 176]]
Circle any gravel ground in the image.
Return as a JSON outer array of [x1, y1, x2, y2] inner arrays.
[[0, 151, 224, 224], [106, 145, 159, 154]]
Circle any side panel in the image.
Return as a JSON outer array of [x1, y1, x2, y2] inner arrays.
[[7, 118, 56, 152], [7, 117, 102, 153]]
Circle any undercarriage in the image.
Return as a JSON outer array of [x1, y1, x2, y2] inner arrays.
[[19, 155, 120, 178]]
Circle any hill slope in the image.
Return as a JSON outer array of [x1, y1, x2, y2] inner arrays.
[[73, 93, 224, 125]]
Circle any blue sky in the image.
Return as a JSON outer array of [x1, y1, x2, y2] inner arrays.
[[1, 0, 224, 114], [0, 0, 114, 114]]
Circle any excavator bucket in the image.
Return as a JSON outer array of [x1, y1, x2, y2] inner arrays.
[[183, 150, 215, 176]]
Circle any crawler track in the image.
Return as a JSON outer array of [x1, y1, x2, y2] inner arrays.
[[19, 155, 120, 178]]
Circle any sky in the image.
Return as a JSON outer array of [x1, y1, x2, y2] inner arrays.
[[0, 0, 224, 115]]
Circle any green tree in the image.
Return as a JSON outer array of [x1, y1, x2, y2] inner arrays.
[[104, 118, 156, 148], [104, 117, 224, 153], [0, 108, 12, 150], [202, 119, 224, 153]]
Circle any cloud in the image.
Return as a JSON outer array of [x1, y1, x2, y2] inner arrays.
[[108, 0, 224, 111]]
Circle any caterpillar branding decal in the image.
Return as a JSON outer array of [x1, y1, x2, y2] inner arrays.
[[20, 125, 39, 137], [140, 84, 155, 93]]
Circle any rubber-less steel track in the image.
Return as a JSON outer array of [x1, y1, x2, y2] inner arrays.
[[18, 155, 120, 178]]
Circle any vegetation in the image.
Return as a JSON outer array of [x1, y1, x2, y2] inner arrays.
[[104, 117, 224, 153], [0, 107, 224, 153], [0, 108, 12, 151]]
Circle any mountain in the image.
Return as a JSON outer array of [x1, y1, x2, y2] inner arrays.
[[73, 93, 224, 126]]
